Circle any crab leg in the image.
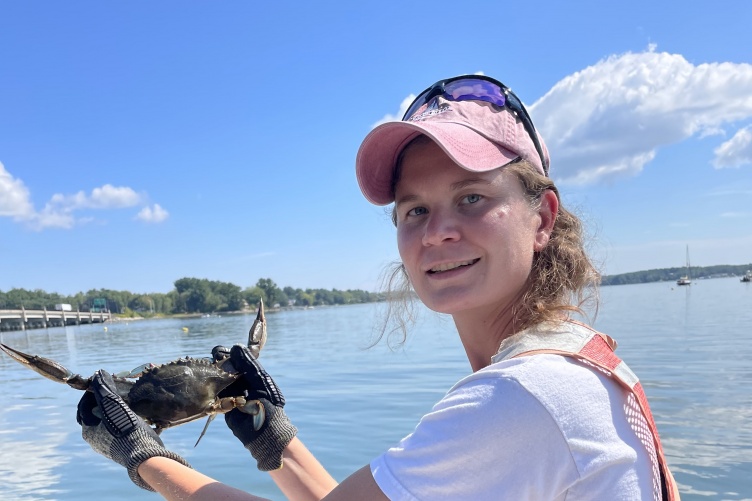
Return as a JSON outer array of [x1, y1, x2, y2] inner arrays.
[[189, 397, 265, 447], [0, 343, 90, 390]]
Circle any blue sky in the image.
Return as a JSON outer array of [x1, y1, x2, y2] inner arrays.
[[1, 1, 751, 296]]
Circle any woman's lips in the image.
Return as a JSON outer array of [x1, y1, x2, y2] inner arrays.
[[427, 258, 480, 274]]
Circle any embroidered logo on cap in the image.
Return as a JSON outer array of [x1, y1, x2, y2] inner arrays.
[[408, 98, 452, 122]]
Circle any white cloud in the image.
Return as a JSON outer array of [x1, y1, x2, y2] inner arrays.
[[90, 184, 143, 208], [0, 162, 165, 230], [713, 126, 752, 168], [136, 203, 169, 223], [372, 94, 416, 128], [720, 211, 750, 218], [705, 187, 752, 197], [31, 211, 76, 230], [0, 162, 35, 220], [529, 50, 752, 184], [46, 184, 142, 211]]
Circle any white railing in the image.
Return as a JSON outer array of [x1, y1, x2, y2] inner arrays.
[[0, 307, 111, 331]]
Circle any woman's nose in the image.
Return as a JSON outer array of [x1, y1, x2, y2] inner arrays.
[[422, 211, 461, 246]]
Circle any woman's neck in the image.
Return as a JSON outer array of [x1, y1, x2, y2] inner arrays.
[[452, 301, 519, 372]]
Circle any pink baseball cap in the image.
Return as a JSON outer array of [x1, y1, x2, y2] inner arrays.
[[356, 89, 550, 206]]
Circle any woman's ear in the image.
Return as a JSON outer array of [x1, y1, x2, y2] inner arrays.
[[534, 190, 559, 252]]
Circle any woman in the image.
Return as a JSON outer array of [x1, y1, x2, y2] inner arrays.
[[77, 75, 679, 500]]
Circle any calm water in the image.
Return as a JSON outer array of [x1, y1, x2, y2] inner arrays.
[[0, 277, 750, 500]]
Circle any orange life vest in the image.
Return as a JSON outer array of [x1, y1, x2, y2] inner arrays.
[[505, 321, 680, 500]]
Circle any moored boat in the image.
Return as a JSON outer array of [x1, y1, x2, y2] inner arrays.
[[677, 245, 692, 286]]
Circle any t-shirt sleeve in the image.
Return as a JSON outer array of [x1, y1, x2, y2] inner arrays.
[[370, 373, 578, 500]]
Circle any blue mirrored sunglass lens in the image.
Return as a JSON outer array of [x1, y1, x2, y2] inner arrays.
[[443, 80, 506, 107]]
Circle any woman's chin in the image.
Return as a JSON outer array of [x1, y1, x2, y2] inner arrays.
[[415, 288, 481, 315]]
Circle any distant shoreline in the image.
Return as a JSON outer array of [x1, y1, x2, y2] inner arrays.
[[108, 304, 344, 322], [601, 264, 751, 286]]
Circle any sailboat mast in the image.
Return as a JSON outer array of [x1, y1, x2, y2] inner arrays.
[[686, 245, 691, 278]]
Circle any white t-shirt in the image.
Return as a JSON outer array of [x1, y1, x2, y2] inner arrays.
[[370, 329, 657, 500]]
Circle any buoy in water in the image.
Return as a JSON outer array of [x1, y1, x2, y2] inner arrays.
[[182, 327, 189, 333]]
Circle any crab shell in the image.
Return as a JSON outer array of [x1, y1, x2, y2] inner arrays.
[[120, 356, 242, 429]]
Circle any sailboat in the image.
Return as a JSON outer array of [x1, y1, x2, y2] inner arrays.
[[676, 245, 691, 286]]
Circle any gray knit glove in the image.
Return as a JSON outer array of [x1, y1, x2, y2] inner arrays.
[[223, 344, 297, 471], [76, 370, 192, 491]]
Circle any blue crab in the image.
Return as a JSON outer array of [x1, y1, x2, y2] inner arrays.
[[0, 301, 269, 446]]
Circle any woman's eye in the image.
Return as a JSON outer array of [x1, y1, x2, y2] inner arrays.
[[462, 194, 482, 204], [407, 206, 427, 217]]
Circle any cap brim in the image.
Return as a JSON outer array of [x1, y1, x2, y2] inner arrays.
[[356, 120, 518, 205]]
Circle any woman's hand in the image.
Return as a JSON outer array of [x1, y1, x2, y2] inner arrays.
[[223, 344, 298, 471], [76, 369, 191, 491]]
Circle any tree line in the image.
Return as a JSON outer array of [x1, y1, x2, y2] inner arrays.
[[601, 263, 752, 286], [0, 278, 385, 316]]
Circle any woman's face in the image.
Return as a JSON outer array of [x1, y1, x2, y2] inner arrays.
[[394, 139, 548, 316]]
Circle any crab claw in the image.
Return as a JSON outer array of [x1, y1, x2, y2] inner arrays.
[[0, 343, 90, 390], [247, 299, 267, 359], [241, 399, 266, 431]]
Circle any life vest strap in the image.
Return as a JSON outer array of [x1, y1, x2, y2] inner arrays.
[[510, 322, 680, 500]]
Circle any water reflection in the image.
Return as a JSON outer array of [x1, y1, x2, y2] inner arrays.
[[0, 404, 69, 499]]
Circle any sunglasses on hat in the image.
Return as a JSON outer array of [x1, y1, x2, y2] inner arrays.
[[402, 75, 549, 176]]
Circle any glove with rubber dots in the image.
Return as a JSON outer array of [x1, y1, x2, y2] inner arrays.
[[222, 344, 297, 471], [76, 369, 192, 491]]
